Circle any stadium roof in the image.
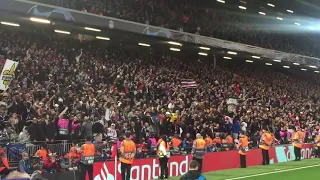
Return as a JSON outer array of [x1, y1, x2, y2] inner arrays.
[[0, 0, 319, 73]]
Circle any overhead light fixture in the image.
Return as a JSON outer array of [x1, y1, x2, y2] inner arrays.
[[267, 3, 275, 7], [227, 51, 237, 55], [138, 43, 150, 47], [259, 12, 266, 15], [200, 47, 210, 50], [239, 6, 246, 10], [301, 68, 307, 71], [287, 10, 294, 13], [0, 21, 20, 27], [96, 36, 110, 40], [85, 27, 101, 32], [245, 60, 253, 63], [252, 56, 260, 59], [314, 71, 319, 73], [54, 30, 70, 34], [309, 65, 317, 68], [30, 17, 50, 24], [170, 47, 180, 52], [277, 17, 283, 20], [265, 63, 272, 66], [217, 0, 225, 3], [283, 66, 290, 68], [223, 57, 232, 60], [294, 22, 301, 26], [273, 60, 281, 62], [293, 62, 300, 65], [168, 41, 182, 46], [198, 52, 208, 56]]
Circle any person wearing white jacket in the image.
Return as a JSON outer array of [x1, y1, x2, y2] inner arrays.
[[158, 135, 170, 179]]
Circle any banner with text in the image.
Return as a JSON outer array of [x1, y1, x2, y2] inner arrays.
[[0, 59, 19, 91], [91, 144, 313, 180]]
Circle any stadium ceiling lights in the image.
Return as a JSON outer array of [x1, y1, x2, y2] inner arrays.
[[168, 41, 182, 46], [283, 66, 290, 69], [217, 0, 225, 3], [267, 3, 275, 7], [301, 68, 307, 71], [1, 21, 20, 27], [245, 60, 253, 63], [170, 47, 180, 52], [54, 30, 70, 34], [293, 62, 300, 65], [138, 43, 150, 47], [252, 56, 260, 59], [227, 51, 237, 55], [30, 17, 50, 24], [239, 6, 246, 10], [259, 12, 266, 16], [96, 36, 110, 40], [287, 10, 294, 13], [277, 17, 284, 21], [315, 71, 319, 73], [265, 63, 272, 66], [198, 52, 208, 56], [273, 60, 281, 62], [223, 57, 232, 60], [294, 22, 301, 26], [200, 47, 210, 50], [85, 27, 101, 32], [309, 65, 317, 69]]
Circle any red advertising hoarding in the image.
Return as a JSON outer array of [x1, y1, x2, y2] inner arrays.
[[91, 144, 313, 180]]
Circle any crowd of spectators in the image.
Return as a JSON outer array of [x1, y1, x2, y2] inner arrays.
[[33, 0, 320, 57]]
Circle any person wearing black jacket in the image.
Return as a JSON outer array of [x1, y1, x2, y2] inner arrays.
[[180, 160, 206, 180]]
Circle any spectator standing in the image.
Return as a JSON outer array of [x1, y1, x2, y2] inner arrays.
[[106, 123, 117, 141]]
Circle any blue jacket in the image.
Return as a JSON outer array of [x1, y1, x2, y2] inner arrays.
[[18, 159, 31, 174], [179, 170, 206, 180]]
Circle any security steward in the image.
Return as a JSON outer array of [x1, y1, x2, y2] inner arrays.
[[0, 144, 10, 178], [259, 129, 272, 165], [79, 136, 95, 180], [238, 131, 249, 168], [120, 132, 136, 180], [315, 131, 320, 158], [292, 127, 304, 161], [192, 133, 206, 173], [158, 135, 170, 179]]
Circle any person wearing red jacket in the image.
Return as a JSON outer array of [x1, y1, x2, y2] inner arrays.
[[0, 146, 10, 178]]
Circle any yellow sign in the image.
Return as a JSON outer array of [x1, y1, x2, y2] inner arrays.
[[1, 63, 15, 87]]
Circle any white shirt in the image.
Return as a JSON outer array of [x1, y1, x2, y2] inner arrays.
[[107, 128, 117, 140]]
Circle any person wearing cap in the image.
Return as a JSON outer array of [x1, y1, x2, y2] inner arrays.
[[259, 128, 272, 165], [192, 133, 206, 173], [119, 132, 136, 180], [107, 123, 117, 141], [179, 160, 206, 180]]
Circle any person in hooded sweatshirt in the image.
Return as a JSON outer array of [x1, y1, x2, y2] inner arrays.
[[180, 160, 206, 180]]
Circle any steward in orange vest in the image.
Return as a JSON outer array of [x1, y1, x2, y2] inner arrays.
[[238, 131, 249, 168], [222, 135, 234, 151], [192, 133, 206, 173], [79, 136, 95, 180], [0, 145, 10, 177], [171, 134, 182, 155], [158, 135, 170, 179], [315, 132, 320, 157], [35, 144, 51, 163], [292, 127, 304, 161], [120, 132, 136, 180], [259, 129, 272, 165]]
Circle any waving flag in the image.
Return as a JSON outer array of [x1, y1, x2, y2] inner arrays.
[[181, 79, 198, 88]]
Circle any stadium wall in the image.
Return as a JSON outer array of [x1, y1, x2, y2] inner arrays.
[[92, 144, 313, 180]]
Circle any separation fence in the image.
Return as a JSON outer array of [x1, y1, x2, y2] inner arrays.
[[92, 143, 314, 180]]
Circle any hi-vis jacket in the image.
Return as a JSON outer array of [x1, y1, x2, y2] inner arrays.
[[80, 143, 95, 165], [120, 139, 136, 164], [158, 141, 170, 158], [238, 136, 249, 155], [292, 131, 304, 149], [192, 138, 206, 159], [259, 132, 272, 150], [315, 134, 320, 147]]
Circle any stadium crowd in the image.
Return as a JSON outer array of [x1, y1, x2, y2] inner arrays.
[[0, 20, 319, 176], [33, 0, 320, 57]]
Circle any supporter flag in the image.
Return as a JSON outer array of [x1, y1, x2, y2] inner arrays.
[[0, 59, 19, 91], [181, 79, 198, 88]]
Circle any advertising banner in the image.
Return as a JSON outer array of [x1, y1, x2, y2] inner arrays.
[[0, 59, 19, 91], [91, 144, 313, 180]]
